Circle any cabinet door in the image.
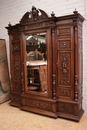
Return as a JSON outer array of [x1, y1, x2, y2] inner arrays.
[[57, 26, 74, 100]]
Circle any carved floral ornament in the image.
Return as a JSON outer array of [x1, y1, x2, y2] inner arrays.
[[20, 6, 55, 24]]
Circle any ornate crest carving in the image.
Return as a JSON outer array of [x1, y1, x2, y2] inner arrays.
[[20, 6, 48, 24]]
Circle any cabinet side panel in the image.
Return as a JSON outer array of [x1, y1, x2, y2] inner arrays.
[[9, 28, 22, 107]]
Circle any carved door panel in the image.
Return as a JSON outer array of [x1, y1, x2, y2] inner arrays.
[[9, 30, 22, 106], [57, 26, 74, 100], [10, 29, 22, 91]]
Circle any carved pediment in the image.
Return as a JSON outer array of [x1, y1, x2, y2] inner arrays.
[[20, 6, 49, 24]]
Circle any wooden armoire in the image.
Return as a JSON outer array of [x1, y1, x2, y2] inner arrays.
[[6, 6, 84, 121]]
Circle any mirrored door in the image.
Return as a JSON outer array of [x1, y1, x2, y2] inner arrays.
[[26, 33, 48, 94]]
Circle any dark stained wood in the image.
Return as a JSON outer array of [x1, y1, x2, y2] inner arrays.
[[6, 6, 84, 121]]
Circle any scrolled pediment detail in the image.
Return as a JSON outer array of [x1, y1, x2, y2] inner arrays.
[[20, 6, 49, 24]]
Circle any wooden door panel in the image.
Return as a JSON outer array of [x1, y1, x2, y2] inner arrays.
[[58, 52, 71, 87]]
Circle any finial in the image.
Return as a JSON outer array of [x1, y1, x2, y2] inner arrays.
[[73, 8, 78, 14], [8, 22, 11, 26], [51, 11, 55, 17]]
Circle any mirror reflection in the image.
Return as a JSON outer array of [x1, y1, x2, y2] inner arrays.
[[26, 33, 48, 94]]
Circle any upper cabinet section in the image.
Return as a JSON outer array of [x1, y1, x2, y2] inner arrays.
[[6, 7, 84, 34]]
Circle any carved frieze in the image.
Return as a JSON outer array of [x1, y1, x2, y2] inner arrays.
[[22, 21, 55, 30], [25, 99, 51, 111], [24, 23, 43, 30]]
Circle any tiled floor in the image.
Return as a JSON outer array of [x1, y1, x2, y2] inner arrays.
[[0, 101, 87, 130]]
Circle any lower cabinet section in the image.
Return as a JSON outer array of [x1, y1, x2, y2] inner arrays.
[[20, 94, 58, 118], [58, 101, 84, 121], [10, 92, 84, 121], [9, 91, 21, 107], [14, 93, 83, 121]]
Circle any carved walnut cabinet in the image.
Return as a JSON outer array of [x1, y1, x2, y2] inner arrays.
[[6, 7, 84, 121]]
